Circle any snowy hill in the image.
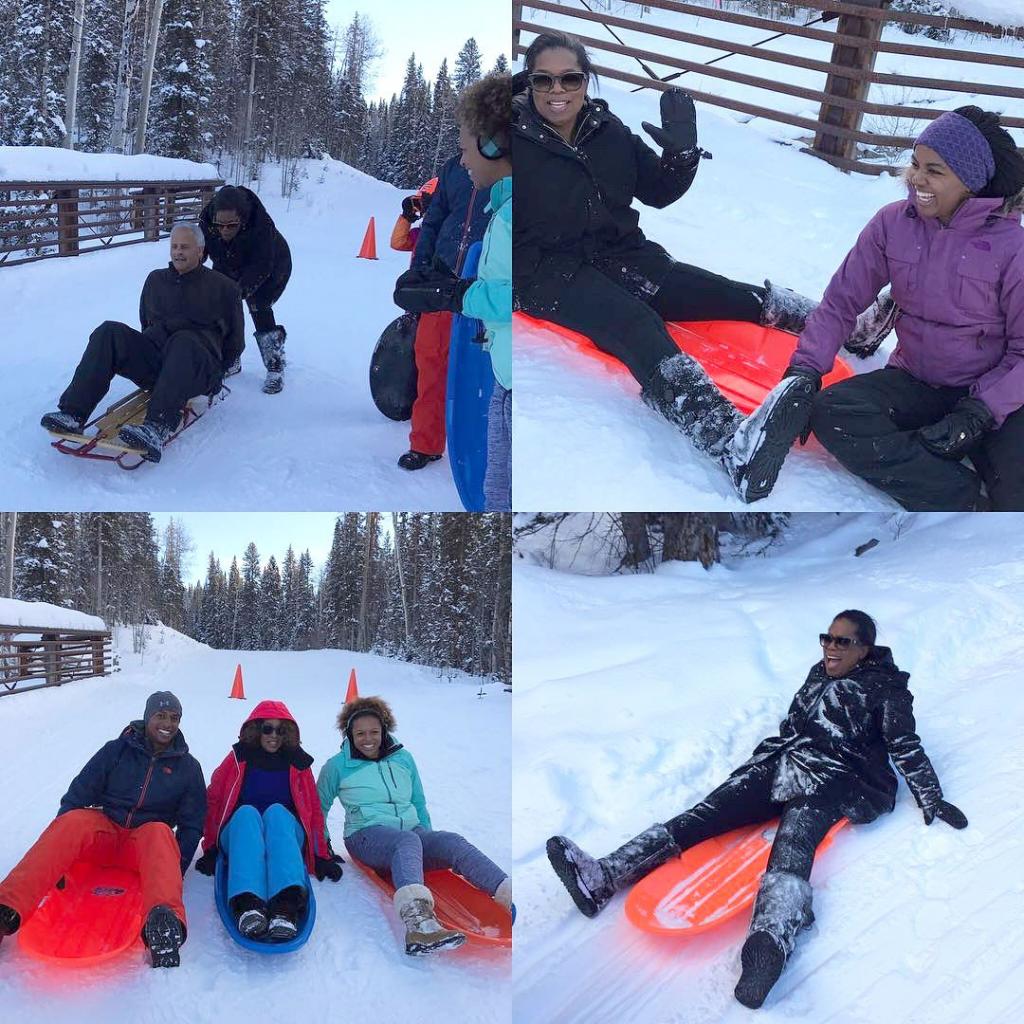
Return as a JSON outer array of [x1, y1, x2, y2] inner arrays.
[[0, 156, 462, 510], [0, 618, 510, 1023], [512, 512, 1024, 1022]]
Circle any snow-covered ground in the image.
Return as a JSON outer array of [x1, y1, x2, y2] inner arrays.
[[513, 512, 1024, 1023], [0, 146, 220, 183], [0, 156, 462, 510], [0, 596, 104, 630], [0, 610, 510, 1023]]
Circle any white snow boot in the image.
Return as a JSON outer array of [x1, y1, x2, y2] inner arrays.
[[256, 326, 286, 395], [546, 823, 681, 919], [393, 883, 466, 956]]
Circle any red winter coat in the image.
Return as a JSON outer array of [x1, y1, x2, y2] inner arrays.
[[201, 700, 329, 872]]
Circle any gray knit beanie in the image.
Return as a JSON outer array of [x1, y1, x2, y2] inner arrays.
[[144, 691, 182, 723]]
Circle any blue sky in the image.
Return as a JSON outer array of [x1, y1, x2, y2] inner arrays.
[[324, 1, 511, 101]]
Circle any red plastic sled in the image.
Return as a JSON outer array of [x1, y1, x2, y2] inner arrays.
[[352, 859, 512, 949], [625, 817, 848, 937], [515, 312, 854, 415], [19, 854, 144, 966]]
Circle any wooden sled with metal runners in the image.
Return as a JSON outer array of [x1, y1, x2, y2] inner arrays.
[[47, 386, 229, 470]]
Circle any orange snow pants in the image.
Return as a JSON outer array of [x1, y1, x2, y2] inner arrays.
[[409, 310, 453, 456]]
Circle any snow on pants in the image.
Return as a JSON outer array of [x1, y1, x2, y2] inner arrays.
[[0, 808, 186, 932], [811, 367, 1024, 511], [517, 260, 764, 389], [246, 244, 292, 333], [484, 383, 512, 511], [409, 310, 453, 455], [59, 320, 220, 431], [219, 804, 308, 904], [345, 825, 507, 895]]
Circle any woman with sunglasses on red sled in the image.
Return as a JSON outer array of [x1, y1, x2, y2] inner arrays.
[[194, 701, 342, 940], [546, 610, 967, 1009], [513, 33, 895, 502]]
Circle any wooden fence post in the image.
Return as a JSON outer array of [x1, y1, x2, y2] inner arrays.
[[813, 0, 889, 164], [142, 187, 160, 241], [55, 188, 80, 256], [512, 2, 523, 58]]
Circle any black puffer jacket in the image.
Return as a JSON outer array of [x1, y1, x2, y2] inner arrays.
[[512, 92, 698, 308], [741, 647, 944, 823], [199, 186, 290, 301]]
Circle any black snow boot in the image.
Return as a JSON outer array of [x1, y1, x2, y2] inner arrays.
[[230, 892, 268, 938], [118, 420, 174, 463], [224, 355, 242, 378], [398, 450, 442, 471], [720, 368, 820, 503], [40, 410, 85, 435], [843, 289, 898, 359], [546, 823, 681, 919], [759, 280, 819, 334], [735, 931, 787, 1009], [256, 326, 286, 394], [266, 885, 305, 941], [0, 903, 21, 946], [142, 904, 185, 968], [641, 353, 744, 458]]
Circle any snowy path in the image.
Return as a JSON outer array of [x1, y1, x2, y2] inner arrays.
[[0, 160, 461, 510], [0, 630, 510, 1023], [513, 514, 1024, 1023]]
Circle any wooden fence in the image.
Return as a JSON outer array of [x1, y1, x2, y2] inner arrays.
[[0, 178, 222, 268], [0, 625, 113, 697], [512, 0, 1024, 174]]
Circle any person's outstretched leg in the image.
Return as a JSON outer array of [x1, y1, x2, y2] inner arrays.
[[417, 828, 508, 897], [734, 797, 842, 1009], [220, 805, 269, 937], [976, 405, 1024, 511], [263, 804, 308, 940], [124, 820, 188, 967], [404, 310, 453, 466]]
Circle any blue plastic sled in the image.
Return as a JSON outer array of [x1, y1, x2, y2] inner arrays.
[[214, 853, 316, 954], [446, 241, 494, 512]]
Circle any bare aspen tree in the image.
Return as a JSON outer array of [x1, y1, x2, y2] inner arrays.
[[109, 0, 142, 152], [64, 0, 86, 148], [134, 0, 165, 153]]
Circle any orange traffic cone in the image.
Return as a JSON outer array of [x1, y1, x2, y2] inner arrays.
[[229, 664, 246, 700], [356, 217, 378, 260], [345, 668, 359, 703]]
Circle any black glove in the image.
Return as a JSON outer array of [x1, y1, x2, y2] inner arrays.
[[782, 364, 823, 443], [401, 196, 419, 222], [918, 398, 995, 459], [327, 846, 345, 865], [923, 799, 968, 829], [642, 89, 698, 159], [194, 849, 217, 876], [394, 267, 472, 314], [314, 856, 343, 882]]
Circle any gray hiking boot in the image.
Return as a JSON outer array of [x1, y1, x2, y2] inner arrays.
[[393, 883, 466, 956], [255, 326, 286, 395], [117, 420, 174, 463]]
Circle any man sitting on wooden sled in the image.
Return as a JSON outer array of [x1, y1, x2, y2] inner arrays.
[[40, 223, 244, 463]]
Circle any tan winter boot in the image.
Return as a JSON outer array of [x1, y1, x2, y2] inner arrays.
[[493, 877, 512, 910], [393, 883, 466, 956]]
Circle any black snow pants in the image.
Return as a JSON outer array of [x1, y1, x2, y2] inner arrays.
[[60, 320, 221, 430], [246, 242, 292, 333], [517, 259, 764, 387], [811, 367, 1024, 511]]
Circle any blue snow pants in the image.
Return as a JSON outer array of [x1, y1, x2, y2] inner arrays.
[[220, 803, 307, 902]]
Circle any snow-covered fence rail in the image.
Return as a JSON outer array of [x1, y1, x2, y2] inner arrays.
[[0, 178, 222, 268], [0, 625, 112, 697], [513, 0, 1024, 174]]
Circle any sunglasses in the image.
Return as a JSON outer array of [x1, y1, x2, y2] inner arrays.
[[261, 723, 286, 736], [819, 633, 862, 649], [528, 71, 587, 93], [213, 220, 241, 232]]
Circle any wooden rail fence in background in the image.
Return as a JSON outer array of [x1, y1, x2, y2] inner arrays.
[[0, 625, 113, 697], [513, 0, 1024, 174]]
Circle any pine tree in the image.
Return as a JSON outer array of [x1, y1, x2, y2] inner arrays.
[[257, 554, 283, 649], [453, 37, 482, 92], [238, 542, 261, 650]]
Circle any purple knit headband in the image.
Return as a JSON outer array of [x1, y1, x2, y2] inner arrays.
[[916, 111, 995, 194]]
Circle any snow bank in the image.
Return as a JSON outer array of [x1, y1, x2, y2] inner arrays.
[[0, 146, 220, 183], [951, 1, 1024, 28], [0, 597, 105, 631]]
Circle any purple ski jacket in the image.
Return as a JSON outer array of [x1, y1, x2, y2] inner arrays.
[[792, 196, 1024, 426]]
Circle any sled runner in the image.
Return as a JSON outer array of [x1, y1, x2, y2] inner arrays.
[[369, 313, 420, 421], [47, 386, 228, 470], [213, 853, 317, 954], [351, 858, 512, 949], [446, 242, 494, 512], [515, 313, 854, 416], [625, 818, 848, 936], [18, 851, 144, 965]]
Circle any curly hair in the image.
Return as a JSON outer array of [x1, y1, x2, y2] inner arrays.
[[456, 73, 512, 153], [239, 718, 300, 750], [337, 695, 396, 737]]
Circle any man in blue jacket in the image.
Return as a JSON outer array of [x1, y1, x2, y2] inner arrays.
[[0, 691, 206, 968]]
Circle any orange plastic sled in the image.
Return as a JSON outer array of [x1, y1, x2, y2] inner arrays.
[[18, 854, 144, 965], [515, 312, 854, 415], [625, 817, 848, 937], [352, 859, 512, 949]]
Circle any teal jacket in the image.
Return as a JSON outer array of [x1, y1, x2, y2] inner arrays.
[[462, 176, 511, 390], [316, 738, 432, 841]]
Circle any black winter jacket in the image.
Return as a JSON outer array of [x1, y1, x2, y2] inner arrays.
[[139, 264, 245, 371], [412, 154, 490, 275], [58, 723, 207, 872], [512, 92, 699, 308], [199, 187, 291, 302], [741, 647, 944, 823]]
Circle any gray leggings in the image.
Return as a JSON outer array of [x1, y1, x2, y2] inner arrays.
[[345, 826, 507, 894]]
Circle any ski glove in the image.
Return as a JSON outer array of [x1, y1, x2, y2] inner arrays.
[[642, 89, 699, 162], [918, 398, 995, 459], [401, 196, 419, 222], [924, 799, 968, 829], [194, 850, 217, 876], [314, 856, 343, 882], [782, 364, 822, 443], [394, 267, 473, 314]]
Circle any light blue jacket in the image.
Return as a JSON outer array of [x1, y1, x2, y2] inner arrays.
[[462, 176, 512, 390], [316, 738, 432, 841]]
